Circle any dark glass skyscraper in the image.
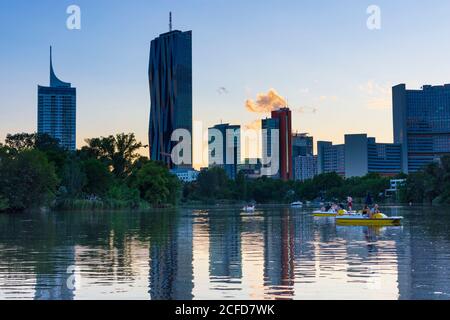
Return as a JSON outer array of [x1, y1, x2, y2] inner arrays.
[[148, 28, 193, 168], [37, 47, 76, 150], [393, 84, 450, 173]]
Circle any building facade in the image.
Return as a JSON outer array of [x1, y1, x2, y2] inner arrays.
[[317, 141, 345, 176], [170, 168, 200, 183], [292, 133, 314, 180], [292, 133, 313, 157], [262, 108, 292, 181], [37, 47, 76, 150], [345, 134, 402, 178], [239, 158, 262, 179], [393, 84, 450, 173], [293, 155, 317, 181], [262, 117, 280, 178], [208, 124, 241, 180], [148, 29, 193, 168]]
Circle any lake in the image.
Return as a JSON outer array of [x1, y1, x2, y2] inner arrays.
[[0, 206, 449, 300]]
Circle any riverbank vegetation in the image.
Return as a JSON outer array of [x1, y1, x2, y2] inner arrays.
[[182, 169, 393, 204], [399, 155, 450, 204], [0, 133, 180, 212], [2, 132, 450, 212]]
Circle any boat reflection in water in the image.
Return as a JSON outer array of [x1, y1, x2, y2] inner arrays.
[[0, 206, 450, 300]]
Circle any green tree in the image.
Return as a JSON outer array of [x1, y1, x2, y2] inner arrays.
[[60, 156, 86, 198], [5, 133, 68, 175], [83, 133, 144, 178], [0, 150, 58, 211], [134, 161, 181, 207], [106, 182, 141, 208], [234, 171, 248, 201], [196, 167, 232, 200], [4, 133, 36, 151], [82, 159, 112, 196]]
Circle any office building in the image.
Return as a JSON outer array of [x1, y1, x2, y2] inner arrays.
[[148, 22, 193, 168], [170, 168, 200, 183], [292, 133, 313, 157], [208, 123, 241, 180], [262, 108, 292, 180], [262, 118, 280, 178], [345, 134, 402, 178], [293, 155, 317, 181], [393, 84, 450, 173], [239, 158, 262, 179], [37, 47, 76, 150], [292, 133, 314, 180], [317, 141, 345, 176]]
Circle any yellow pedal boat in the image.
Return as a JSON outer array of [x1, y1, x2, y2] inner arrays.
[[312, 210, 360, 218], [313, 211, 337, 217], [336, 214, 403, 226]]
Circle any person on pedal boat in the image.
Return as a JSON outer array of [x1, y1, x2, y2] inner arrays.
[[347, 196, 353, 211], [370, 204, 381, 218], [362, 205, 371, 216]]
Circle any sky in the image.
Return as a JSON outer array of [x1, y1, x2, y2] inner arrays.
[[2, 0, 450, 159]]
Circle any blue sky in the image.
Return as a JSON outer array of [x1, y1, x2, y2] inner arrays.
[[1, 0, 450, 153]]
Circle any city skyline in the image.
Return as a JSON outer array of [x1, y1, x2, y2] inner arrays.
[[3, 1, 450, 158]]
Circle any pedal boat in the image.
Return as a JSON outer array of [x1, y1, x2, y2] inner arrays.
[[312, 210, 360, 218], [336, 213, 403, 226]]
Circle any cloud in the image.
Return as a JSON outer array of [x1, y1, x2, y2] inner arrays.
[[244, 120, 262, 130], [319, 95, 338, 102], [359, 81, 391, 110], [245, 88, 287, 113], [295, 106, 318, 114]]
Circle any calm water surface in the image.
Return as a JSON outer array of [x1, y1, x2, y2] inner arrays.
[[0, 206, 449, 300]]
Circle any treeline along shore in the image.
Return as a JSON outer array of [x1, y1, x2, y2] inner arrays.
[[1, 132, 450, 213]]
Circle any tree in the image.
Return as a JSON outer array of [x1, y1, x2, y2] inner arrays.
[[0, 150, 58, 211], [196, 167, 231, 200], [60, 156, 86, 198], [4, 133, 68, 175], [134, 161, 181, 207], [4, 133, 37, 151], [234, 171, 248, 201], [82, 159, 112, 196], [83, 133, 144, 178]]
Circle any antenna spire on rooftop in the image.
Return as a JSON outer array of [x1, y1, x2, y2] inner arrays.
[[169, 12, 172, 31]]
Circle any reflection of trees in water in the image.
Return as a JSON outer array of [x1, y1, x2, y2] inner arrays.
[[395, 206, 450, 300], [0, 209, 184, 299]]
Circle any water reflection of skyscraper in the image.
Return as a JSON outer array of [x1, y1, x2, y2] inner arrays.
[[263, 209, 295, 299], [208, 211, 242, 284], [148, 210, 194, 300]]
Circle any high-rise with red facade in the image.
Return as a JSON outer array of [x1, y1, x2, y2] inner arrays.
[[271, 108, 293, 181]]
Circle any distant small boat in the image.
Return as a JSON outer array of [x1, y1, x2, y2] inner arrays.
[[242, 205, 255, 212], [291, 201, 303, 208]]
